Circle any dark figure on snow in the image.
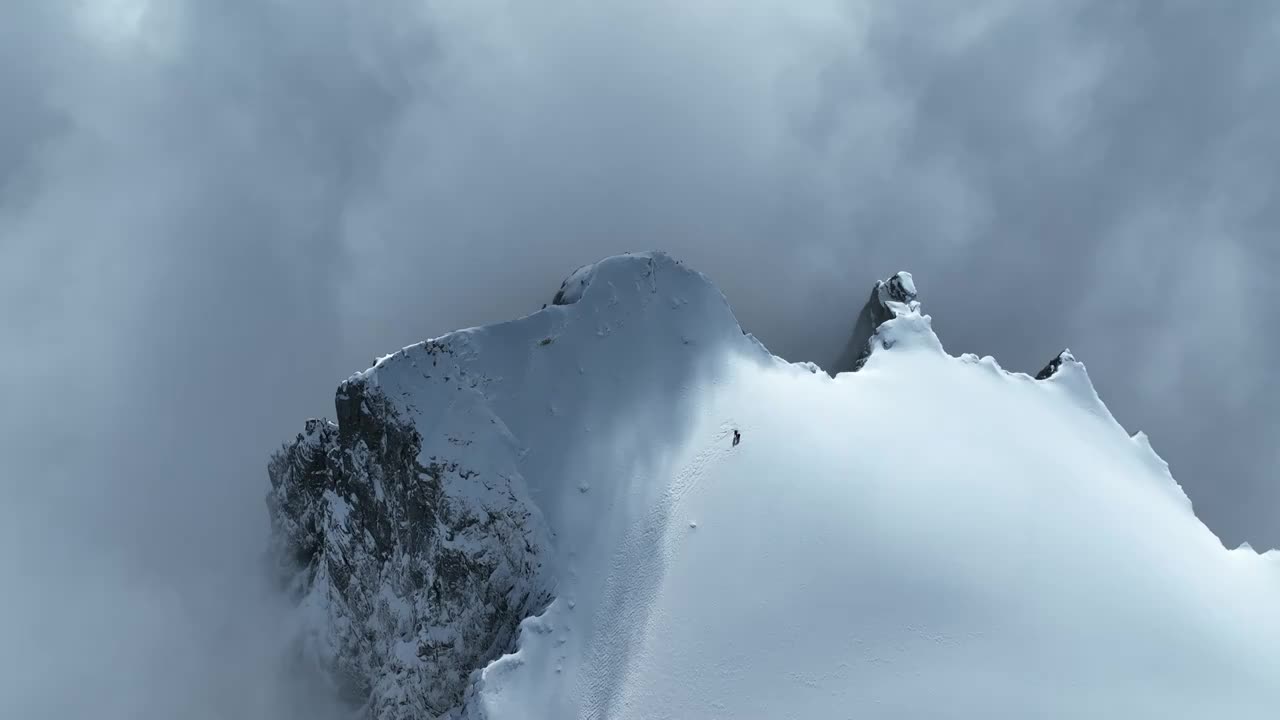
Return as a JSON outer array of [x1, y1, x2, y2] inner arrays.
[[732, 430, 741, 447]]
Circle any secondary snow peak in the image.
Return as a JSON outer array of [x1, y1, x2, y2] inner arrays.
[[1035, 348, 1076, 380], [833, 270, 927, 374]]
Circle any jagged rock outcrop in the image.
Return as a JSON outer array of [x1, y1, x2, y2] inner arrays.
[[267, 345, 553, 719], [830, 273, 1071, 382], [1035, 349, 1075, 380], [833, 271, 920, 374]]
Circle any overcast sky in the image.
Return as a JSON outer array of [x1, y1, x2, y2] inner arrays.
[[2, 1, 1277, 717]]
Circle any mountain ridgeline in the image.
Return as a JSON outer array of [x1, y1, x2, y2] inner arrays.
[[265, 253, 1182, 719]]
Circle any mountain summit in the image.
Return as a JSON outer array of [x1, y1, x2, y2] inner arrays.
[[268, 252, 1280, 719], [833, 270, 920, 374]]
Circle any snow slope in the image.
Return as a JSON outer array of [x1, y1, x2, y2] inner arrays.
[[275, 252, 1280, 719]]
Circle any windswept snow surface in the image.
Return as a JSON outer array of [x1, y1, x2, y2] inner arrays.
[[331, 253, 1280, 718]]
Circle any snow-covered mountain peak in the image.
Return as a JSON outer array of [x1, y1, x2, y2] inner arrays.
[[1034, 347, 1077, 380], [268, 252, 769, 717], [268, 252, 1280, 720], [351, 251, 755, 385], [832, 269, 938, 374], [880, 269, 919, 306]]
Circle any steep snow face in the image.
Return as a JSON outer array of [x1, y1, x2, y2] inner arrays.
[[272, 253, 1280, 719]]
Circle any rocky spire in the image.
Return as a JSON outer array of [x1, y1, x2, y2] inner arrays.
[[1035, 349, 1076, 380], [832, 272, 920, 374]]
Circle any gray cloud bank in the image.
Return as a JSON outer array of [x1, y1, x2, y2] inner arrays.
[[2, 1, 1277, 717]]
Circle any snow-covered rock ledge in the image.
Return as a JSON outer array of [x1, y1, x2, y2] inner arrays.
[[268, 252, 1280, 720]]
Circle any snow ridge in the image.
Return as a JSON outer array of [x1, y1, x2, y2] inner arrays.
[[269, 253, 1280, 720]]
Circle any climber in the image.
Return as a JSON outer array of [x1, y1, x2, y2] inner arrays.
[[732, 430, 741, 447]]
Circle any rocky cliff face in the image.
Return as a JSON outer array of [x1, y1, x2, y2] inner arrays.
[[267, 341, 552, 719]]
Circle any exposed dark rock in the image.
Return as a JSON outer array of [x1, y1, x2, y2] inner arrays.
[[551, 263, 593, 305], [267, 368, 550, 719], [1035, 350, 1075, 380], [832, 272, 920, 374]]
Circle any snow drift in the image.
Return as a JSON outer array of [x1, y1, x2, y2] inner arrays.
[[269, 252, 1280, 719]]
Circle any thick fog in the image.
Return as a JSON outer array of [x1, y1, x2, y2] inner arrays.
[[1, 1, 1276, 717]]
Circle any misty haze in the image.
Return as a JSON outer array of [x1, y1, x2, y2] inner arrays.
[[2, 1, 1277, 718]]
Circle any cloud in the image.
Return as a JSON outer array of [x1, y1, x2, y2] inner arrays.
[[1, 0, 1277, 716]]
